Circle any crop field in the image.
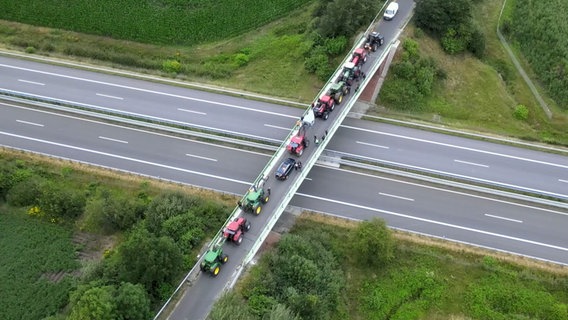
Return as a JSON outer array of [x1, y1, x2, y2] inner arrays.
[[0, 0, 313, 45], [509, 0, 568, 110], [0, 208, 78, 320]]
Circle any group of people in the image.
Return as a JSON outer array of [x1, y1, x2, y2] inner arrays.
[[294, 161, 302, 171], [314, 130, 329, 145]]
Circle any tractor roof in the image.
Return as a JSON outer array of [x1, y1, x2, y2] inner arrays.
[[354, 48, 365, 55], [319, 95, 332, 103], [246, 190, 261, 202], [204, 250, 218, 263], [290, 135, 304, 144], [329, 82, 342, 91], [344, 62, 355, 70], [225, 220, 239, 232]]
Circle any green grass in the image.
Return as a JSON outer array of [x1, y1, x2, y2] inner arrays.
[[229, 214, 568, 320], [0, 1, 322, 101], [0, 207, 79, 320], [0, 0, 313, 46], [371, 0, 568, 146]]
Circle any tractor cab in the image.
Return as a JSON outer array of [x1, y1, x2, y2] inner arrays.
[[328, 81, 351, 104], [341, 61, 362, 84], [287, 134, 307, 155], [312, 95, 335, 120], [351, 48, 367, 66], [365, 32, 385, 52]]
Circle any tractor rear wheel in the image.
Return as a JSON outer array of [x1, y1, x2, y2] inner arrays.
[[213, 266, 220, 276]]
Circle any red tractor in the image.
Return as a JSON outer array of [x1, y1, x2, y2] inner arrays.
[[311, 95, 335, 120], [223, 217, 251, 245], [287, 123, 310, 156], [351, 48, 367, 67]]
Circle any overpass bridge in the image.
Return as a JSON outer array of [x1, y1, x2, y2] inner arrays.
[[157, 1, 414, 319]]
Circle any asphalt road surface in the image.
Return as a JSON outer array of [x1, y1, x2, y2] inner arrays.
[[1, 102, 566, 266]]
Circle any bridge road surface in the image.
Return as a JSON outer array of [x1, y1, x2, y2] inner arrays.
[[1, 102, 567, 266]]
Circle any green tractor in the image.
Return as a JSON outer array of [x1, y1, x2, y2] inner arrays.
[[239, 186, 269, 215], [327, 81, 351, 105], [200, 245, 228, 277], [238, 177, 270, 215]]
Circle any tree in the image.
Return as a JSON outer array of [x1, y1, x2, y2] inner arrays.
[[415, 0, 473, 36], [144, 192, 199, 234], [352, 218, 395, 267], [114, 225, 183, 299], [38, 181, 86, 220], [116, 282, 151, 320], [207, 292, 256, 320], [68, 285, 116, 320], [315, 0, 379, 38]]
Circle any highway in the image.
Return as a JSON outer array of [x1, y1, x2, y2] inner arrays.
[[1, 103, 566, 267], [2, 52, 568, 200]]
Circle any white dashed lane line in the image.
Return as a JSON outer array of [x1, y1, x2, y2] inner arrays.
[[186, 153, 217, 162], [16, 120, 44, 127], [454, 159, 489, 168], [484, 214, 523, 224], [96, 93, 124, 100], [18, 79, 45, 86], [379, 192, 414, 202], [178, 108, 207, 115], [99, 136, 128, 144]]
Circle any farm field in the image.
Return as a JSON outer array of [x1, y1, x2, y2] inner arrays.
[[0, 0, 313, 45], [211, 214, 568, 320], [0, 149, 235, 319], [0, 207, 78, 320]]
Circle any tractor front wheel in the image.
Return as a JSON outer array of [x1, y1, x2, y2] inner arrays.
[[213, 266, 220, 276], [255, 206, 262, 215], [323, 112, 329, 120], [330, 102, 335, 111], [236, 237, 243, 245], [297, 148, 303, 156], [263, 196, 269, 203], [221, 255, 228, 264]]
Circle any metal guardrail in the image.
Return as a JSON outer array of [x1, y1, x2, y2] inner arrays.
[[0, 88, 283, 145]]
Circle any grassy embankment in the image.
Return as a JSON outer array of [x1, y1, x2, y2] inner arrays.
[[0, 148, 237, 319], [0, 0, 321, 101], [370, 0, 568, 146], [219, 213, 568, 320]]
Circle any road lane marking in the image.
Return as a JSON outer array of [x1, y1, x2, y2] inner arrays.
[[2, 102, 273, 158], [559, 179, 568, 184], [178, 108, 206, 115], [356, 141, 389, 149], [186, 153, 217, 162], [99, 136, 128, 144], [16, 120, 44, 127], [322, 165, 568, 215], [0, 130, 251, 186], [454, 159, 489, 168], [298, 192, 568, 253], [0, 64, 298, 118], [484, 214, 523, 223], [264, 124, 290, 131], [304, 177, 313, 181], [96, 93, 124, 100], [341, 125, 568, 170], [379, 192, 414, 201], [327, 151, 567, 200], [18, 79, 45, 86]]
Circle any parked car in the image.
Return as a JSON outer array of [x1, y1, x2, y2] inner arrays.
[[275, 158, 296, 180], [383, 1, 399, 21]]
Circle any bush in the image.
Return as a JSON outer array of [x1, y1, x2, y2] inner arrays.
[[6, 176, 44, 207], [467, 27, 485, 58], [162, 59, 181, 73], [38, 181, 86, 221], [513, 104, 529, 120], [415, 0, 473, 36], [323, 36, 347, 56], [352, 218, 394, 267], [233, 53, 250, 67]]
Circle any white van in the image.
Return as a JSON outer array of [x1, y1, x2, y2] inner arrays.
[[383, 1, 399, 21]]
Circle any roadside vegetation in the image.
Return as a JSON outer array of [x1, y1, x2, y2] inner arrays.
[[373, 0, 568, 146], [0, 149, 235, 319], [210, 213, 568, 320]]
